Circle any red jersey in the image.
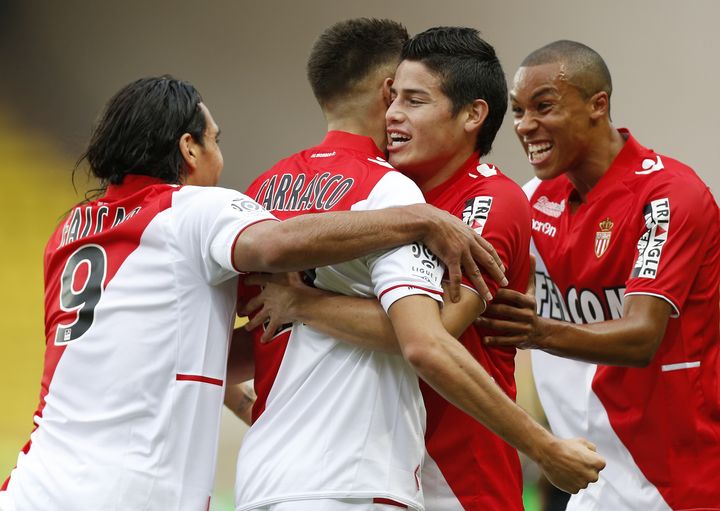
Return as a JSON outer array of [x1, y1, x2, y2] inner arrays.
[[420, 153, 531, 511], [527, 130, 720, 510]]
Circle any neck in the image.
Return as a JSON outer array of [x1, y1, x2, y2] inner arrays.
[[327, 116, 386, 153], [567, 125, 626, 202], [416, 146, 476, 193]]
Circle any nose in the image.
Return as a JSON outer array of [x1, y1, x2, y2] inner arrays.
[[385, 97, 404, 125], [515, 111, 537, 138]]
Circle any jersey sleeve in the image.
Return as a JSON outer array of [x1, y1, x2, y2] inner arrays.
[[624, 177, 713, 316], [357, 171, 444, 312], [453, 179, 531, 299], [173, 186, 278, 285]]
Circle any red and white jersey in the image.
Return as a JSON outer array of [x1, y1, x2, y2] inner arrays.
[[234, 132, 444, 511], [1, 175, 276, 511], [420, 154, 530, 511], [526, 130, 720, 510]]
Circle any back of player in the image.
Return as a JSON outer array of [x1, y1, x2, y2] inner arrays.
[[235, 131, 443, 511], [3, 177, 276, 511]]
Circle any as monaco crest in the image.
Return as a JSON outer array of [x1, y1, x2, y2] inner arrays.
[[594, 217, 613, 258]]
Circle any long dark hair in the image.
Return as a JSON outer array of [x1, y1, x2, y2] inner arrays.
[[75, 75, 206, 193]]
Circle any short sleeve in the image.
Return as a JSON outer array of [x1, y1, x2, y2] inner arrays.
[[624, 178, 713, 316], [172, 187, 278, 285], [358, 172, 444, 312], [453, 180, 532, 299]]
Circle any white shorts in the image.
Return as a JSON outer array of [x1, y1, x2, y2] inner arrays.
[[247, 498, 413, 511], [0, 492, 15, 511]]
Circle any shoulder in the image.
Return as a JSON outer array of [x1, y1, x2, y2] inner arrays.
[[630, 153, 712, 208]]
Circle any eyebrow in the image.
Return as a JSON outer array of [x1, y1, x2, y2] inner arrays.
[[530, 86, 559, 101], [392, 87, 431, 96]]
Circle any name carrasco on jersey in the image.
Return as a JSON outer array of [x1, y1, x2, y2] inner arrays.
[[254, 172, 354, 211]]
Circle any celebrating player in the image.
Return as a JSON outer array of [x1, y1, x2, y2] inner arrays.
[[480, 40, 720, 510], [236, 23, 605, 511], [0, 75, 505, 511]]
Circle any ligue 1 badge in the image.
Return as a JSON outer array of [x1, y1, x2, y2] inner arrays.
[[594, 217, 614, 258]]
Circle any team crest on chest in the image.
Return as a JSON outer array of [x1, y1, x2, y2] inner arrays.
[[594, 217, 614, 258]]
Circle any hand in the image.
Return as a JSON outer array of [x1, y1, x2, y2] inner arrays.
[[241, 272, 316, 342], [476, 253, 544, 349], [537, 437, 606, 494], [411, 204, 507, 303]]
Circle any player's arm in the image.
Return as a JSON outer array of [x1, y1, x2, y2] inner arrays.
[[241, 273, 483, 351], [481, 291, 671, 366], [388, 295, 606, 494], [224, 382, 256, 426], [232, 203, 506, 302]]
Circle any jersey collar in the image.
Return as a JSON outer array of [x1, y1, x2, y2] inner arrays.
[[103, 174, 172, 201], [423, 151, 483, 200], [583, 128, 653, 203], [317, 131, 385, 159]]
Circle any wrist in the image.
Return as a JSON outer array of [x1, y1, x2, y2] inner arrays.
[[522, 421, 557, 465]]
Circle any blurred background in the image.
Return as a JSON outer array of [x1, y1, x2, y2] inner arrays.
[[1, 1, 718, 509]]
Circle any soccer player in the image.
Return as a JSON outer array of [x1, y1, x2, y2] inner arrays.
[[0, 76, 506, 511], [480, 40, 720, 510], [236, 23, 605, 511]]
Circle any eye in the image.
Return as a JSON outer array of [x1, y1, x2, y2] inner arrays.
[[537, 101, 553, 113], [511, 105, 523, 117], [407, 98, 424, 106]]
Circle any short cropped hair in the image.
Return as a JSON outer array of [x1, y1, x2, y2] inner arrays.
[[402, 27, 507, 157], [521, 40, 612, 100], [78, 75, 206, 187], [307, 18, 408, 107]]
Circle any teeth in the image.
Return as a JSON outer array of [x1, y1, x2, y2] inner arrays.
[[389, 132, 410, 145], [528, 142, 552, 153], [527, 142, 552, 163]]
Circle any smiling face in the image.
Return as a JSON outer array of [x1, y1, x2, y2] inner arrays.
[[385, 60, 476, 190], [510, 62, 596, 180]]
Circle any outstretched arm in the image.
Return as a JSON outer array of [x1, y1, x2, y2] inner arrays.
[[480, 282, 671, 367], [388, 295, 605, 494], [233, 203, 506, 302]]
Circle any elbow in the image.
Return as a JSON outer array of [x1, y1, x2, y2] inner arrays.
[[626, 336, 663, 368], [401, 336, 446, 378], [234, 232, 291, 273]]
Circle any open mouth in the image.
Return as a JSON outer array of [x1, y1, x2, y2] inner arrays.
[[527, 142, 553, 165], [388, 131, 411, 149]]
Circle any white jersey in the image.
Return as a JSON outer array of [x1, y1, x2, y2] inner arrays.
[[2, 175, 276, 511], [236, 132, 445, 511]]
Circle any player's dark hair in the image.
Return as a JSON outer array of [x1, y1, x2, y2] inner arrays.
[[521, 40, 612, 101], [307, 18, 408, 107], [76, 75, 206, 188], [402, 27, 507, 157]]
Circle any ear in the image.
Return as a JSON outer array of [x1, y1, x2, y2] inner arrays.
[[464, 99, 489, 134], [382, 77, 394, 109], [589, 91, 610, 120], [178, 132, 198, 175]]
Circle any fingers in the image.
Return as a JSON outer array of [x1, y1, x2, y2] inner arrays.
[[487, 289, 536, 309], [483, 334, 528, 348], [241, 295, 264, 317], [245, 307, 267, 331], [463, 253, 493, 304], [446, 262, 463, 303], [471, 236, 507, 286], [475, 234, 505, 273]]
